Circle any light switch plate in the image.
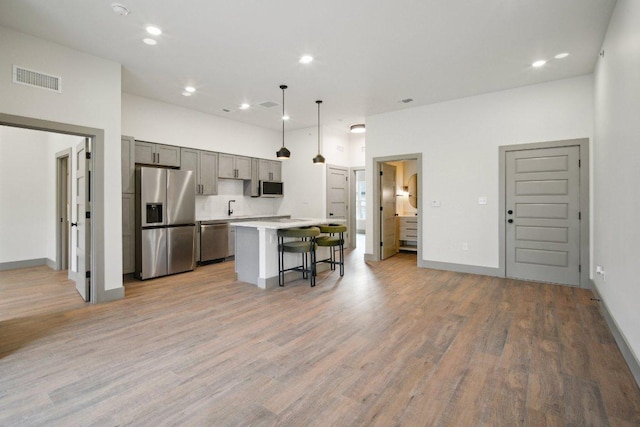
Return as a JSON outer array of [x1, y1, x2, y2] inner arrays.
[[479, 197, 487, 205], [431, 200, 441, 207]]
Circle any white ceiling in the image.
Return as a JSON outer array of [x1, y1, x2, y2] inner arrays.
[[0, 0, 616, 132]]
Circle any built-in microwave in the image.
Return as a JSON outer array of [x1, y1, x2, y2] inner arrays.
[[259, 181, 284, 197]]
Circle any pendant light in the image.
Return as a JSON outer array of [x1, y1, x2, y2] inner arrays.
[[276, 84, 291, 159], [313, 100, 326, 165]]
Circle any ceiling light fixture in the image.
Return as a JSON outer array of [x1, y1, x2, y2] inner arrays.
[[143, 38, 157, 45], [111, 3, 130, 16], [276, 85, 291, 160], [532, 60, 546, 68], [554, 52, 570, 59], [282, 115, 290, 121], [239, 103, 250, 110], [299, 55, 314, 64], [313, 100, 325, 165], [146, 26, 162, 36], [185, 86, 196, 93], [350, 124, 366, 133]]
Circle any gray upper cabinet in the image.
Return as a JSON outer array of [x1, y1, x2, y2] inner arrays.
[[135, 140, 181, 167], [258, 159, 282, 182], [181, 147, 218, 195], [121, 135, 136, 194], [219, 153, 251, 179]]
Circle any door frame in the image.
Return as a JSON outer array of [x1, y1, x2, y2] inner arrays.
[[55, 148, 72, 271], [0, 112, 105, 303], [499, 138, 590, 288], [370, 153, 423, 262]]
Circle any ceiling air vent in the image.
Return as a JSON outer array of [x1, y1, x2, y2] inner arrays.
[[13, 65, 62, 93], [258, 101, 279, 109]]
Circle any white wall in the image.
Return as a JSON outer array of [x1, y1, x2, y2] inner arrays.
[[0, 26, 122, 291], [593, 0, 640, 368], [349, 133, 366, 167], [0, 126, 81, 265], [365, 75, 594, 266]]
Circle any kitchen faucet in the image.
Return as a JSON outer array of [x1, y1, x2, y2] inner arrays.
[[228, 199, 236, 216]]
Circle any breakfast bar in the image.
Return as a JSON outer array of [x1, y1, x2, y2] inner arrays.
[[230, 218, 335, 288]]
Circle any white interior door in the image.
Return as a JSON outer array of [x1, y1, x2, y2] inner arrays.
[[74, 138, 91, 301], [506, 146, 581, 286], [327, 165, 349, 221], [380, 162, 397, 259]]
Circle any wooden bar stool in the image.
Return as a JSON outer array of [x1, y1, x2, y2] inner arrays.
[[277, 227, 320, 287], [315, 224, 347, 276]]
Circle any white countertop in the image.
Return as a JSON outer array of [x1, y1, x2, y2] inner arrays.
[[197, 214, 289, 222], [231, 218, 343, 230]]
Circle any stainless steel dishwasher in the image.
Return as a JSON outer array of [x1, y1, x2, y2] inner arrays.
[[200, 222, 229, 264]]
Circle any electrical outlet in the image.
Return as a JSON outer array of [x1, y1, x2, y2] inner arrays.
[[596, 265, 606, 280], [478, 197, 487, 205], [462, 242, 468, 251], [431, 200, 441, 207]]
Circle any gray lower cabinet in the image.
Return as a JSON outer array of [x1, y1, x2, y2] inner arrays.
[[135, 140, 181, 167], [122, 193, 135, 274], [181, 148, 218, 195], [122, 136, 135, 194], [219, 153, 251, 179], [258, 159, 281, 182]]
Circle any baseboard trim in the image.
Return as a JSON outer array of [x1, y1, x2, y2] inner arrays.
[[46, 258, 56, 270], [0, 258, 48, 271], [418, 259, 502, 277], [591, 280, 640, 389], [364, 253, 378, 263], [98, 286, 125, 303]]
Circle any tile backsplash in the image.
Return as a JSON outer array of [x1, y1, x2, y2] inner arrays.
[[195, 179, 282, 220]]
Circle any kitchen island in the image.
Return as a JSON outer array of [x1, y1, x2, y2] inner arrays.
[[230, 218, 336, 288]]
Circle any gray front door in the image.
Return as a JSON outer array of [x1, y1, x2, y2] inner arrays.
[[506, 146, 580, 286]]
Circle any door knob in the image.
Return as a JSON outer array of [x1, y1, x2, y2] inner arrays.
[[508, 219, 513, 224], [507, 210, 513, 215]]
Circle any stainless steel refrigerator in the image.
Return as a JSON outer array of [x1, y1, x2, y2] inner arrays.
[[135, 166, 196, 280]]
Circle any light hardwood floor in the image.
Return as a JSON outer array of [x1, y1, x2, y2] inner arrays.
[[1, 246, 640, 426]]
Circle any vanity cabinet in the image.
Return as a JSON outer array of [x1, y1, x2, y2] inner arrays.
[[181, 148, 218, 195], [258, 159, 282, 182], [219, 153, 251, 179], [397, 216, 418, 252], [135, 140, 181, 167]]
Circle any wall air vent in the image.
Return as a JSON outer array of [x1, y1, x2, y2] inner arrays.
[[13, 65, 62, 93]]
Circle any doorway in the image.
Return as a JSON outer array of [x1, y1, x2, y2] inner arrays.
[[326, 164, 349, 247], [370, 153, 422, 263], [0, 113, 103, 302], [56, 148, 72, 271], [499, 138, 590, 288], [348, 167, 366, 249]]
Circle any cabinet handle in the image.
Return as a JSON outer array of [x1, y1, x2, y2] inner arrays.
[[157, 153, 160, 163]]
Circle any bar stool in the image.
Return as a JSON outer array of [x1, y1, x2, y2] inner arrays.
[[277, 227, 320, 287], [315, 224, 347, 276]]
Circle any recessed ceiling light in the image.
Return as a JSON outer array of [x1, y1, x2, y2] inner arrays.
[[143, 38, 157, 45], [299, 55, 314, 64], [185, 86, 196, 93], [111, 3, 130, 16], [182, 91, 192, 97], [282, 115, 290, 121], [555, 52, 570, 59], [532, 60, 546, 68], [146, 26, 162, 36], [239, 103, 250, 110]]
